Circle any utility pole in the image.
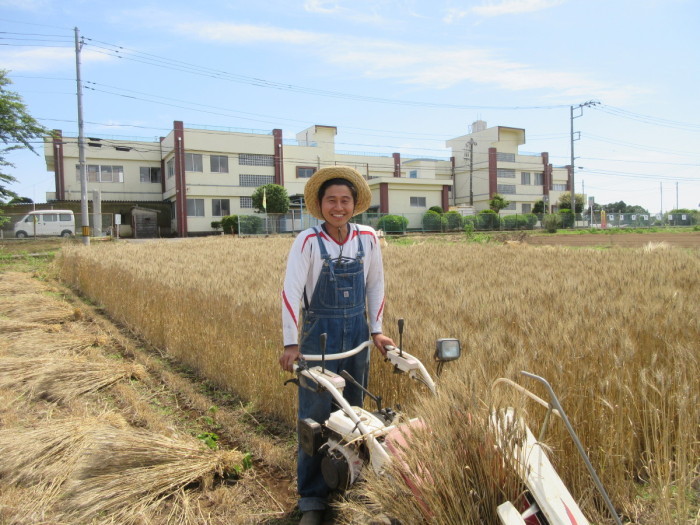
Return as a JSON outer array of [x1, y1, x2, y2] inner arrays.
[[676, 181, 679, 210], [570, 101, 599, 228], [465, 138, 476, 206], [74, 27, 90, 246]]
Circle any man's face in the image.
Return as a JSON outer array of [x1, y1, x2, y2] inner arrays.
[[321, 184, 355, 230]]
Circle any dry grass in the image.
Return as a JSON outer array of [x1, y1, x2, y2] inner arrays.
[[0, 264, 296, 524], [0, 291, 78, 324], [0, 355, 147, 403], [61, 426, 247, 524], [57, 237, 700, 523], [0, 324, 108, 357]]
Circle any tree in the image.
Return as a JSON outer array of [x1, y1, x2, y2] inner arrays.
[[0, 70, 47, 201], [8, 196, 33, 204], [489, 194, 510, 215], [251, 184, 290, 214], [532, 200, 545, 214], [558, 192, 585, 213]]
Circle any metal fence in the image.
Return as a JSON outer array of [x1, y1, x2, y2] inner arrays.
[[237, 211, 698, 236]]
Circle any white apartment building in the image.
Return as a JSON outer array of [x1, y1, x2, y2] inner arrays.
[[446, 120, 572, 215], [44, 120, 571, 236]]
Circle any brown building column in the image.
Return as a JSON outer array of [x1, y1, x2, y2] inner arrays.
[[488, 147, 497, 198], [442, 185, 450, 211], [392, 153, 401, 177], [52, 130, 65, 200], [379, 183, 389, 213], [273, 129, 284, 186], [173, 121, 187, 237]]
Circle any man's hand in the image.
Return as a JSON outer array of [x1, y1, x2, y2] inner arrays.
[[371, 333, 395, 357], [279, 345, 301, 372]]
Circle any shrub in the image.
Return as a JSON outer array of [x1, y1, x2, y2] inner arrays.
[[543, 213, 561, 233], [428, 206, 444, 214], [558, 209, 574, 228], [444, 211, 463, 232], [377, 214, 408, 233], [221, 215, 239, 234], [422, 210, 445, 232], [476, 209, 500, 231], [502, 213, 538, 231], [211, 221, 222, 232], [238, 215, 263, 235]]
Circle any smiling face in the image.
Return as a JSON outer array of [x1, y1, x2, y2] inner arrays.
[[320, 184, 355, 231]]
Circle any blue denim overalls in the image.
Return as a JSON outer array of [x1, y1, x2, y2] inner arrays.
[[297, 224, 370, 512]]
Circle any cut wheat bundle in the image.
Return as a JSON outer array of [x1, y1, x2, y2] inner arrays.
[[0, 319, 54, 334], [0, 356, 147, 403], [0, 414, 128, 486], [0, 327, 106, 357], [0, 293, 77, 324], [62, 426, 247, 524]]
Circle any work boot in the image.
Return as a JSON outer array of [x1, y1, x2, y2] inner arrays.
[[299, 509, 324, 525]]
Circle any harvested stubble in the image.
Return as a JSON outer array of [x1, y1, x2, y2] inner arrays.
[[58, 237, 700, 523], [0, 355, 147, 402], [0, 271, 48, 295], [62, 425, 246, 524]]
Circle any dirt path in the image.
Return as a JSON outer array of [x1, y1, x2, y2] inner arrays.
[[0, 269, 299, 525], [525, 231, 700, 248]]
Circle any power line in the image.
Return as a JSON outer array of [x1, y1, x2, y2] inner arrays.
[[594, 104, 700, 132]]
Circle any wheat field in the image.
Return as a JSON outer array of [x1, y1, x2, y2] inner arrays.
[[58, 236, 700, 524]]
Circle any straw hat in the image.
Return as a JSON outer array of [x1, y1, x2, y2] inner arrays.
[[304, 166, 372, 220]]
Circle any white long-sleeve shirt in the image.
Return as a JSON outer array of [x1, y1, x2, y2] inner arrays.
[[281, 223, 386, 347]]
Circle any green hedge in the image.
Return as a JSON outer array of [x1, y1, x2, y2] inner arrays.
[[377, 214, 409, 233]]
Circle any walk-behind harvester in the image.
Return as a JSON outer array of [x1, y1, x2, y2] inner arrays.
[[286, 320, 622, 525]]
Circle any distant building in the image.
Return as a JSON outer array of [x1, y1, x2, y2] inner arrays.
[[44, 120, 571, 236], [446, 120, 572, 215]]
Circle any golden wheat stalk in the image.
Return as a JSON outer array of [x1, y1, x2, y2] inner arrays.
[[0, 356, 146, 402], [62, 426, 246, 523], [1, 328, 102, 357]]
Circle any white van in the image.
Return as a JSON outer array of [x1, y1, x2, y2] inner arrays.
[[14, 210, 75, 238]]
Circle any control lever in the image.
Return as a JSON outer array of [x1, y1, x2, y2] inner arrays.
[[340, 370, 382, 411]]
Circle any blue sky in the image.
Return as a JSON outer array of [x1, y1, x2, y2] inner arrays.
[[1, 0, 698, 213]]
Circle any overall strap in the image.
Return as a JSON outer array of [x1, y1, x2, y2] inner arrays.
[[312, 226, 331, 261], [354, 224, 365, 260]]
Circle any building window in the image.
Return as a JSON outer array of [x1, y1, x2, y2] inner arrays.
[[553, 183, 568, 191], [187, 199, 205, 216], [522, 203, 532, 214], [533, 172, 544, 185], [240, 196, 253, 208], [504, 202, 516, 210], [185, 153, 203, 172], [409, 170, 418, 179], [76, 164, 124, 183], [210, 155, 229, 173], [496, 184, 516, 194], [239, 153, 274, 166], [140, 167, 162, 183], [521, 172, 531, 185], [296, 166, 316, 179], [496, 152, 515, 162], [212, 199, 230, 217], [166, 159, 174, 179], [410, 196, 426, 207], [497, 168, 515, 178], [240, 174, 274, 187]]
